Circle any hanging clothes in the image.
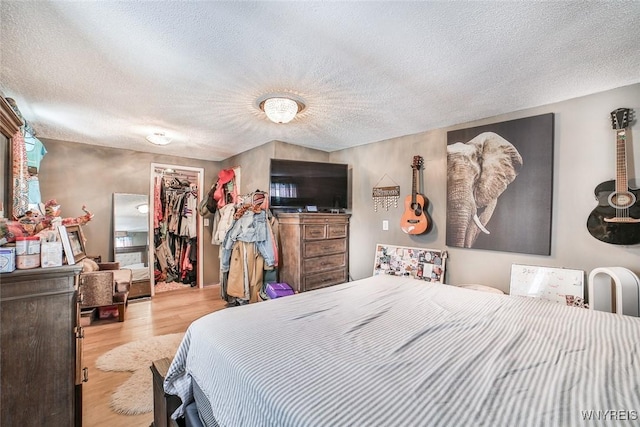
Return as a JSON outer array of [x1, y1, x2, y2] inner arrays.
[[6, 98, 33, 219], [226, 241, 264, 303], [12, 130, 29, 219], [25, 133, 47, 209], [218, 190, 279, 305], [153, 176, 163, 230], [153, 172, 199, 286], [179, 187, 198, 238]]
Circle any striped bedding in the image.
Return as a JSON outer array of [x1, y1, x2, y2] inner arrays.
[[164, 275, 640, 426]]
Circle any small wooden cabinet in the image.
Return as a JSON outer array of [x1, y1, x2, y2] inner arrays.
[[277, 213, 350, 292], [1, 265, 85, 426]]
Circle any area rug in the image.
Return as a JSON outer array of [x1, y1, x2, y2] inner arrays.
[[155, 281, 191, 293], [96, 332, 184, 415]]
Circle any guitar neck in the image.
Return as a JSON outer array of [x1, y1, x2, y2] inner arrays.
[[411, 168, 418, 203], [615, 129, 629, 192]]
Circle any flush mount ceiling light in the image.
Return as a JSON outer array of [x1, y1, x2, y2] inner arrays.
[[146, 132, 172, 145], [258, 95, 306, 124], [136, 203, 149, 214]]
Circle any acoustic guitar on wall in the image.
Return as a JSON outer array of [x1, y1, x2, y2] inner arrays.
[[401, 155, 431, 235], [587, 108, 640, 245]]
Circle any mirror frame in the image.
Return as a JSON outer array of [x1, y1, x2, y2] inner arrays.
[[0, 96, 23, 218]]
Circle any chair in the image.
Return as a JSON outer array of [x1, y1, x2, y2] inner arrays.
[[79, 262, 131, 322]]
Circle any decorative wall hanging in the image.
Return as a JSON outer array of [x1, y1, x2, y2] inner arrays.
[[373, 243, 447, 283], [372, 173, 400, 211], [446, 113, 554, 255]]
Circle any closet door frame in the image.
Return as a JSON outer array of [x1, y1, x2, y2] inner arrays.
[[149, 163, 205, 296]]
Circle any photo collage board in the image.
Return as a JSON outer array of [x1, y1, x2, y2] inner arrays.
[[373, 244, 447, 283]]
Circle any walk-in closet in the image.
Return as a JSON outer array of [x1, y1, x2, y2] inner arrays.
[[149, 163, 204, 295]]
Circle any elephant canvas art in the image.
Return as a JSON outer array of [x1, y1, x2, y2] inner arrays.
[[446, 113, 554, 255], [447, 132, 523, 248]]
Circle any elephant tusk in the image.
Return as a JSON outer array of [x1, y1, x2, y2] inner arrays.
[[473, 214, 490, 234]]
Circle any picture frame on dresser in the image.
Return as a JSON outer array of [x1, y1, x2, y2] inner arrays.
[[58, 225, 76, 265], [65, 225, 87, 262]]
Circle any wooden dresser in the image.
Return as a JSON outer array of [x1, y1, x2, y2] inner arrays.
[[1, 265, 85, 426], [277, 213, 350, 292]]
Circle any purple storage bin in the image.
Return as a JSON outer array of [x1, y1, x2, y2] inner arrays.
[[266, 282, 295, 299]]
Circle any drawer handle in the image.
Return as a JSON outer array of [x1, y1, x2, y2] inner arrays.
[[82, 367, 89, 383], [76, 326, 84, 339]]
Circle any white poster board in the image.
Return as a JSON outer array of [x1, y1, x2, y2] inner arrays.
[[509, 264, 585, 305], [373, 244, 447, 283]]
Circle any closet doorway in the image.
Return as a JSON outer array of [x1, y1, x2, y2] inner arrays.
[[149, 163, 205, 297]]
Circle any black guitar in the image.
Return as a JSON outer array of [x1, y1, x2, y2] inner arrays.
[[587, 108, 640, 245]]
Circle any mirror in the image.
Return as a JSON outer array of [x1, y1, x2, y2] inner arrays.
[[113, 193, 149, 270]]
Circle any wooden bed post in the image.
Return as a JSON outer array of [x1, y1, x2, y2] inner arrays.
[[151, 358, 182, 427]]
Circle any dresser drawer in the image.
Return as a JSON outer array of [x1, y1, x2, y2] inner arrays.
[[303, 268, 347, 291], [303, 224, 326, 240], [327, 223, 348, 239], [303, 238, 346, 258], [303, 253, 346, 274], [303, 222, 348, 240]]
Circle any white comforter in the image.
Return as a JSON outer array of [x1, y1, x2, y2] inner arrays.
[[165, 275, 640, 426]]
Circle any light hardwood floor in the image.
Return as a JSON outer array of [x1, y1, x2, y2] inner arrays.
[[82, 285, 226, 427]]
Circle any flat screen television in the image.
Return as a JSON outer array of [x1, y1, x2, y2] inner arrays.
[[269, 159, 349, 211]]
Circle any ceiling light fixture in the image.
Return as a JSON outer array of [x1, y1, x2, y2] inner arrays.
[[258, 96, 305, 124], [146, 132, 172, 145], [136, 203, 149, 214]]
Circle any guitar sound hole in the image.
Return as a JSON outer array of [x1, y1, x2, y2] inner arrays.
[[608, 191, 636, 209]]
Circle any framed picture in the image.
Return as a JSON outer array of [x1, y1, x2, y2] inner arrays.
[[446, 113, 554, 255], [65, 224, 87, 262], [57, 225, 75, 265]]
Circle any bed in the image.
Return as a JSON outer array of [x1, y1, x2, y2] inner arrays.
[[163, 274, 640, 426], [115, 251, 150, 282], [115, 251, 151, 298], [119, 262, 150, 282]]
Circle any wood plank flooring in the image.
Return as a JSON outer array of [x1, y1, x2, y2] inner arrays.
[[82, 285, 226, 427]]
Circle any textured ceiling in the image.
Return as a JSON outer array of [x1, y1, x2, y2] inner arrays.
[[1, 2, 640, 162]]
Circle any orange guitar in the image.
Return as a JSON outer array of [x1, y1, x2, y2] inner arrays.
[[401, 155, 431, 234]]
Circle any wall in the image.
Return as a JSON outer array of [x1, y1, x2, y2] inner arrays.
[[38, 138, 329, 285], [220, 140, 330, 194], [330, 83, 640, 292], [35, 83, 640, 293], [38, 139, 222, 284]]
